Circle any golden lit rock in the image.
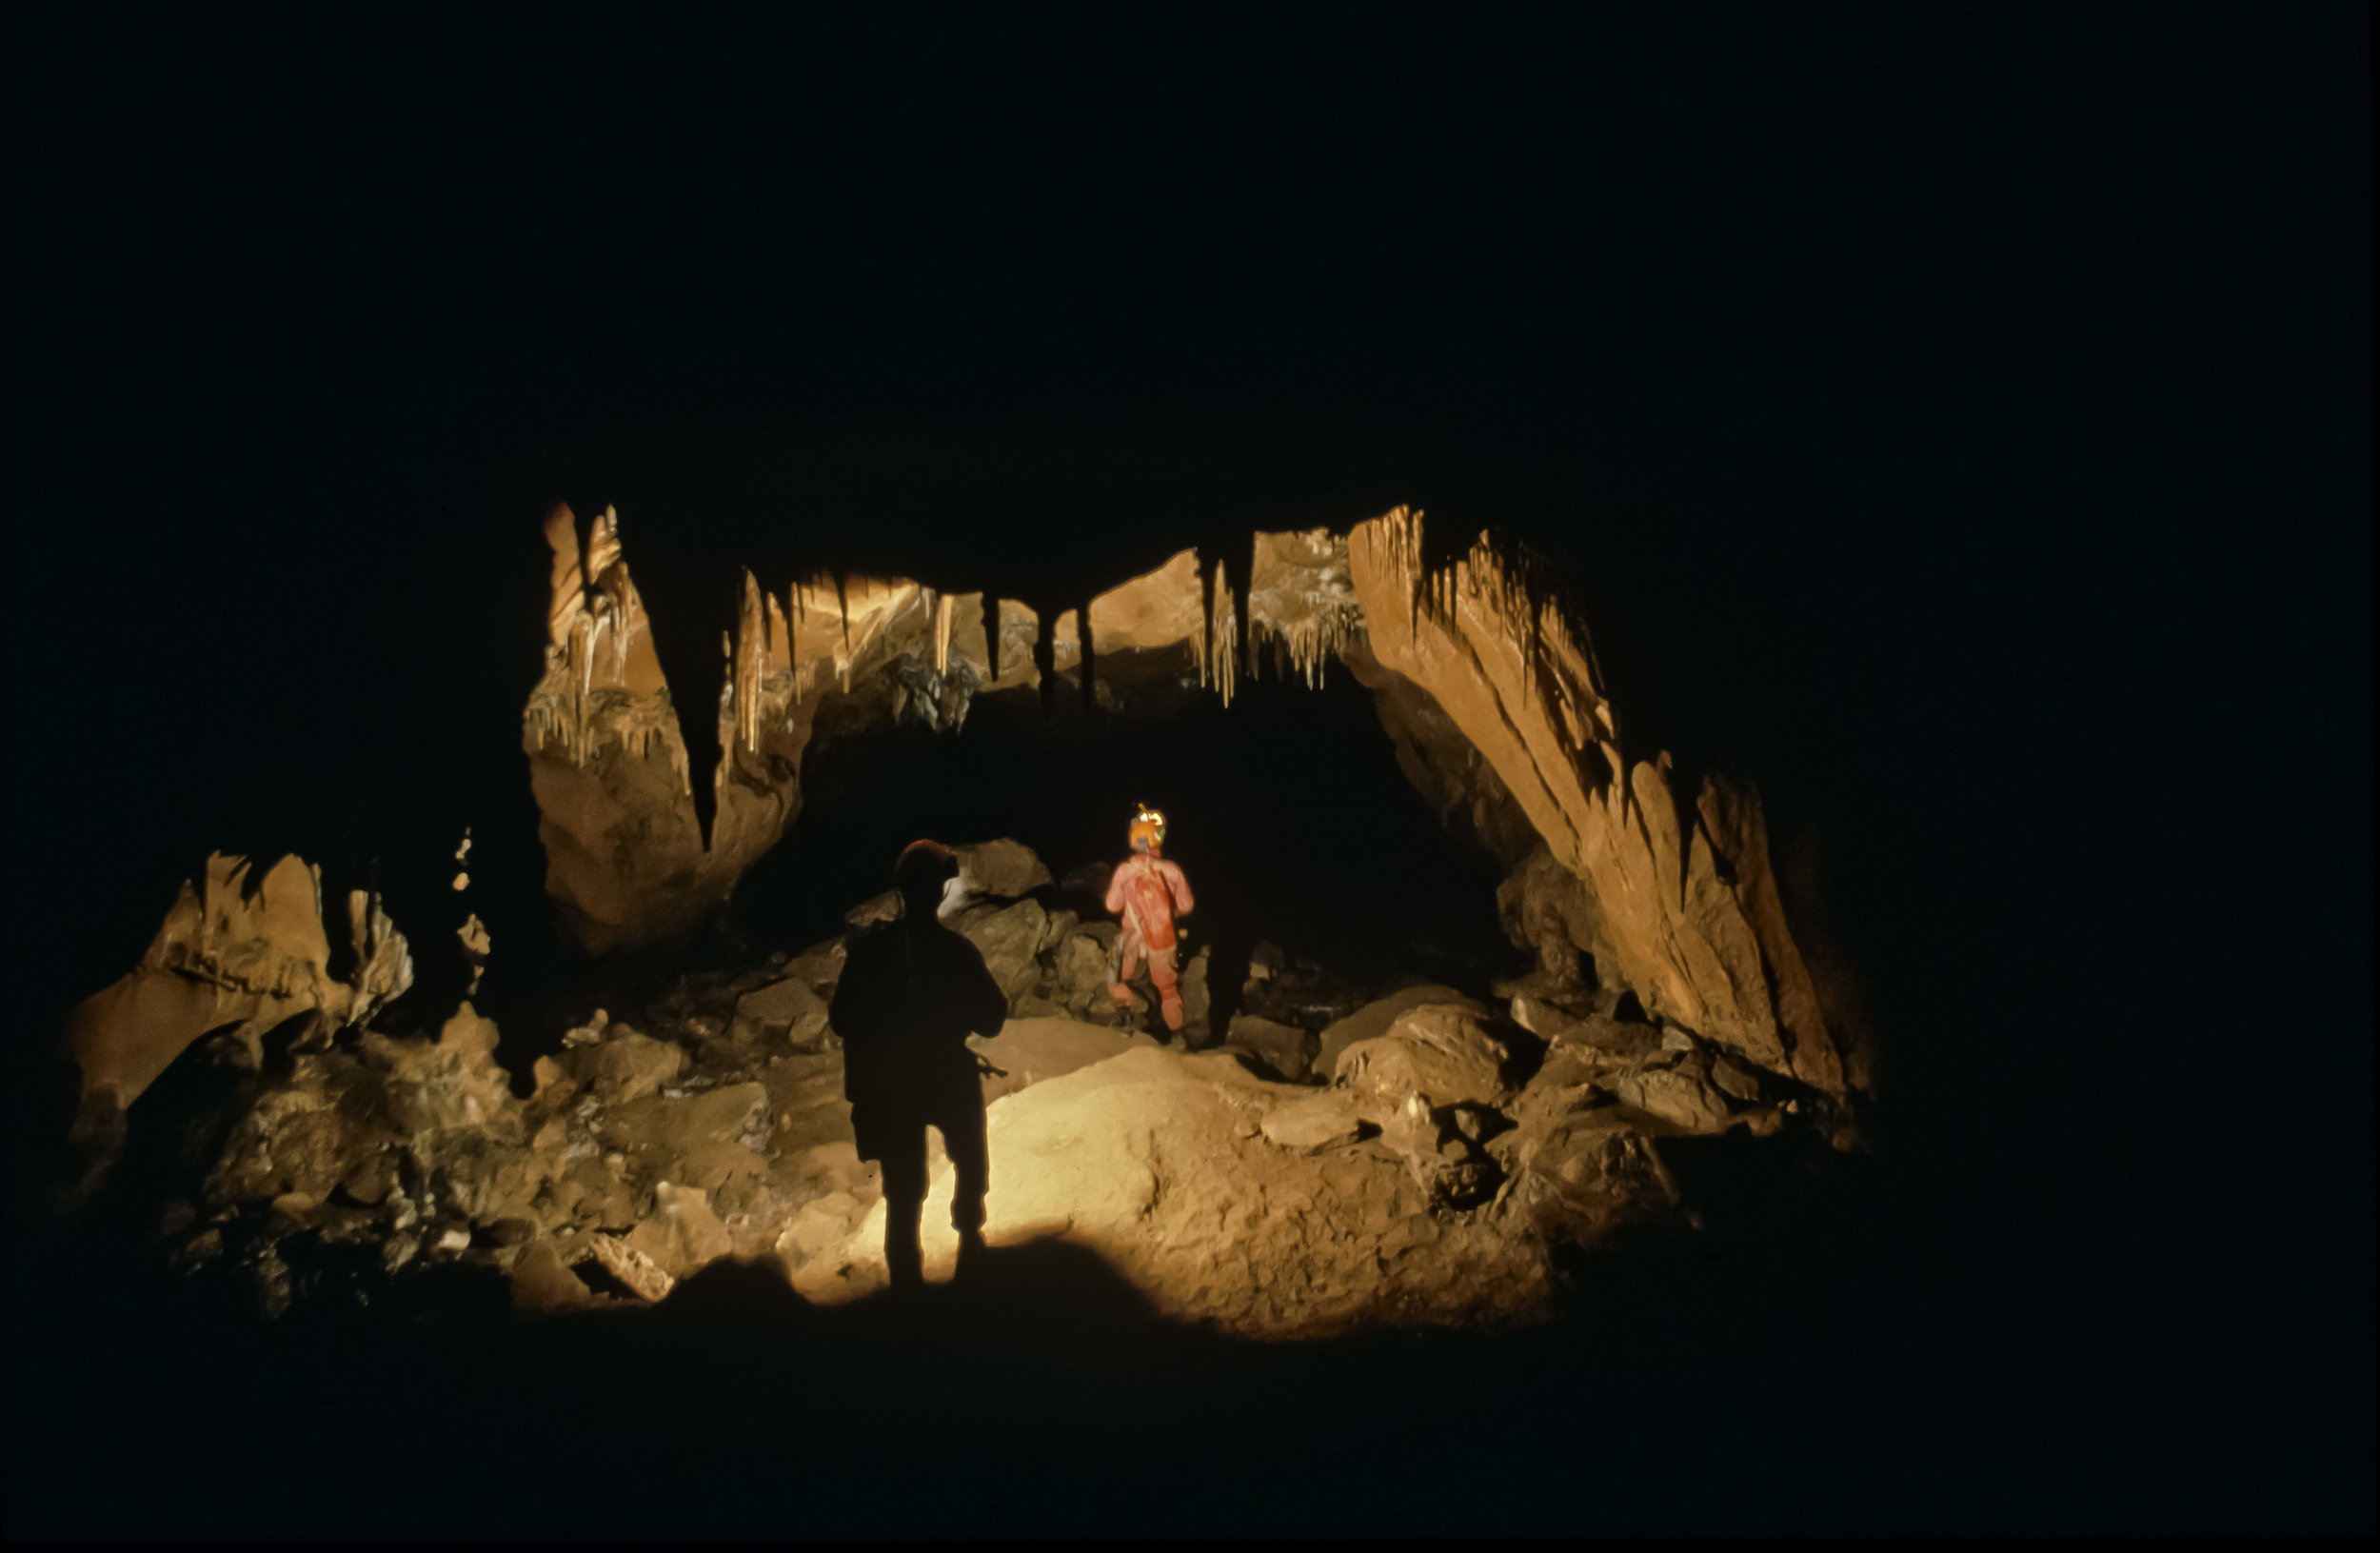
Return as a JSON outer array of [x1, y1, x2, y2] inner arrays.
[[799, 1040, 1557, 1336], [1345, 507, 1850, 1093], [1248, 527, 1362, 687], [64, 852, 413, 1128]]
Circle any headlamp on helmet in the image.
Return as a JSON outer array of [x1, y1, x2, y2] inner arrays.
[[1128, 805, 1166, 854]]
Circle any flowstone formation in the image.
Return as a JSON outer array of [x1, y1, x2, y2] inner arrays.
[[100, 840, 1830, 1337]]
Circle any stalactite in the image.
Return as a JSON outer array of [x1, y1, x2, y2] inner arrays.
[[1246, 527, 1363, 692], [833, 570, 852, 690], [1207, 556, 1238, 707], [1351, 504, 1625, 808]]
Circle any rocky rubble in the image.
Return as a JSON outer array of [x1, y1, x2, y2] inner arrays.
[[83, 829, 1847, 1339]]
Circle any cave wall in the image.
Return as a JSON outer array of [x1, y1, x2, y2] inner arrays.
[[519, 503, 1856, 1096], [525, 504, 1014, 955], [1343, 508, 1845, 1093]]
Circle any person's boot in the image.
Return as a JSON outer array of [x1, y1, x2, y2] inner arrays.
[[953, 1227, 988, 1282], [883, 1212, 924, 1294]]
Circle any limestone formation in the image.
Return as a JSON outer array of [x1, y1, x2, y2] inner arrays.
[[512, 500, 1859, 1110], [1247, 527, 1363, 687], [1346, 507, 1848, 1093], [524, 503, 962, 955], [64, 852, 414, 1131], [1086, 547, 1208, 703]]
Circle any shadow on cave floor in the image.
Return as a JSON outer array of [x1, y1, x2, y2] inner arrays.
[[13, 1103, 2370, 1540], [5, 1185, 1906, 1542]]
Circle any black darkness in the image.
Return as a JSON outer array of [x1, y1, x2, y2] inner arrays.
[[5, 4, 2370, 1536]]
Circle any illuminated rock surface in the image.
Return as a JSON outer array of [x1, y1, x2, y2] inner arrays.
[[798, 1042, 1559, 1337], [524, 503, 964, 954], [120, 844, 1816, 1335], [514, 503, 1857, 1111], [64, 851, 412, 1134], [1346, 507, 1855, 1093], [71, 505, 1859, 1340]]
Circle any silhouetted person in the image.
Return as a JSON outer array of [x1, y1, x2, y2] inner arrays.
[[830, 839, 1006, 1291]]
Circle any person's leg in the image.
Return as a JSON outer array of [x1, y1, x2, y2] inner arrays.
[[1149, 945, 1183, 1031], [937, 1091, 990, 1234], [877, 1121, 929, 1291], [1108, 926, 1143, 1006]]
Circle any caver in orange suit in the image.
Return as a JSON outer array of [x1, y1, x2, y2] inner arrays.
[[1105, 806, 1196, 1033]]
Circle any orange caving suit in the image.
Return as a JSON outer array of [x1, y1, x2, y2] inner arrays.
[[1105, 853, 1196, 1028]]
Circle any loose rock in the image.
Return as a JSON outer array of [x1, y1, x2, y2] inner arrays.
[[1335, 1004, 1512, 1111], [1259, 1090, 1368, 1152], [953, 839, 1053, 899], [1226, 1014, 1317, 1081], [1316, 986, 1488, 1080]]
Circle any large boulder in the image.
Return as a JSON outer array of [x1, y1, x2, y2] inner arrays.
[[1497, 846, 1605, 986], [1049, 929, 1116, 1012], [947, 898, 1049, 1004], [1334, 1003, 1512, 1112], [1225, 1014, 1317, 1081], [953, 839, 1052, 899], [623, 1181, 737, 1278], [730, 977, 830, 1046], [798, 1046, 1551, 1337], [968, 1017, 1160, 1103], [1608, 1060, 1733, 1134], [1498, 1048, 1683, 1237], [361, 1002, 522, 1137], [1258, 1089, 1368, 1153], [782, 936, 847, 994], [575, 1025, 685, 1105], [1315, 985, 1488, 1082]]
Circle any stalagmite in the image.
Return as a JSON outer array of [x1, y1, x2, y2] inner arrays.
[[1208, 557, 1238, 707]]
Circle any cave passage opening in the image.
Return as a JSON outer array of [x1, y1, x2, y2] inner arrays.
[[732, 659, 1523, 1033]]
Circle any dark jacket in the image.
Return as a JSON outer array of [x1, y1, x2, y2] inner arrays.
[[830, 914, 1007, 1113]]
